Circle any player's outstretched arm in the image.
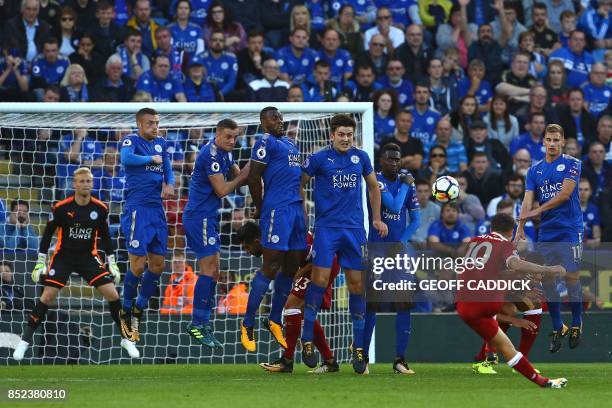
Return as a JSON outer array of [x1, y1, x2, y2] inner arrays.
[[365, 171, 388, 238], [210, 163, 250, 198], [515, 190, 534, 243], [507, 256, 566, 278], [247, 160, 266, 219]]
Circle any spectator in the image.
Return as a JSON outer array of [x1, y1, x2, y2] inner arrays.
[[216, 271, 248, 314], [510, 112, 547, 161], [183, 55, 221, 102], [593, 115, 612, 163], [302, 60, 338, 102], [450, 95, 479, 142], [540, 0, 574, 33], [287, 84, 304, 102], [465, 119, 511, 171], [343, 63, 381, 102], [554, 87, 597, 148], [0, 47, 29, 101], [578, 0, 612, 59], [549, 29, 594, 88], [136, 55, 186, 102], [112, 29, 150, 81], [41, 84, 60, 102], [68, 0, 96, 31], [199, 31, 238, 97], [427, 58, 457, 116], [563, 137, 581, 159], [412, 178, 441, 247], [93, 145, 125, 207], [55, 6, 80, 58], [203, 1, 247, 54], [378, 59, 413, 108], [528, 2, 558, 57], [544, 59, 569, 107], [514, 84, 554, 132], [89, 1, 123, 61], [495, 51, 538, 113], [69, 33, 104, 84], [259, 0, 293, 50], [456, 59, 493, 113], [165, 171, 188, 250], [160, 251, 197, 315], [318, 28, 354, 86], [427, 202, 471, 258], [396, 24, 432, 83], [435, 1, 476, 69], [441, 47, 465, 84], [355, 34, 389, 78], [555, 9, 575, 44], [24, 128, 58, 199], [92, 54, 135, 102], [276, 28, 318, 85], [379, 110, 423, 171], [578, 178, 601, 249], [408, 83, 441, 146], [425, 118, 468, 173], [373, 89, 399, 149], [452, 172, 486, 234], [223, 0, 261, 34], [486, 173, 526, 218], [517, 31, 547, 80], [247, 58, 290, 102], [491, 0, 527, 58], [298, 1, 325, 34], [327, 4, 363, 59], [581, 62, 611, 119], [483, 94, 520, 148], [329, 0, 377, 30], [131, 90, 152, 102], [417, 145, 450, 187], [467, 23, 504, 84], [0, 200, 39, 252], [38, 0, 61, 33], [463, 151, 505, 207], [125, 0, 159, 57], [30, 37, 70, 98], [3, 0, 51, 62], [364, 6, 404, 54], [1, 262, 34, 311], [167, 0, 205, 59], [59, 63, 91, 102], [154, 27, 183, 74], [418, 0, 453, 31], [582, 141, 611, 200], [235, 30, 271, 92], [503, 148, 532, 180]]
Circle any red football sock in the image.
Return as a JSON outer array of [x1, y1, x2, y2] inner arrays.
[[475, 341, 487, 361], [519, 313, 541, 358], [313, 320, 333, 361], [509, 353, 548, 387], [283, 313, 302, 360]]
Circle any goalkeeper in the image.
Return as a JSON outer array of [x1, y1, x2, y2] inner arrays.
[[13, 168, 138, 360]]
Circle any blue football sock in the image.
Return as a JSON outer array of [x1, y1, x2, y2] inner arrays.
[[363, 310, 377, 358], [269, 272, 293, 325], [567, 281, 583, 327], [395, 310, 412, 359], [243, 270, 271, 327], [135, 269, 160, 310], [192, 274, 214, 327], [349, 293, 366, 349], [543, 280, 563, 331], [302, 283, 326, 343], [122, 270, 141, 312]]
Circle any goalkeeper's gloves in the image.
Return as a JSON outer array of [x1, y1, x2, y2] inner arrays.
[[31, 253, 47, 283], [107, 255, 121, 284]]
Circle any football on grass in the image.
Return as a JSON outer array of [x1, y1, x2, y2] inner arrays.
[[432, 176, 460, 203]]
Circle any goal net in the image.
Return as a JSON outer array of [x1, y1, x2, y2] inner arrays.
[[0, 102, 374, 365]]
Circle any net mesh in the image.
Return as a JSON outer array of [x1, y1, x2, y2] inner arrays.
[[0, 109, 365, 365]]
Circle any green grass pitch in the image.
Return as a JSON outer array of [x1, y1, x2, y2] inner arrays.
[[2, 363, 611, 407]]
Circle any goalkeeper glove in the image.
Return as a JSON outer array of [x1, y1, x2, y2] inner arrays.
[[107, 254, 121, 284], [31, 253, 47, 283]]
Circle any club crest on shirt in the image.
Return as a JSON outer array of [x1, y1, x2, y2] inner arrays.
[[154, 144, 163, 153], [556, 164, 565, 171], [351, 155, 359, 164], [90, 211, 98, 220], [208, 237, 216, 245]]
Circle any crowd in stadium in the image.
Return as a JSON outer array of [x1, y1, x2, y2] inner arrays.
[[0, 0, 610, 312]]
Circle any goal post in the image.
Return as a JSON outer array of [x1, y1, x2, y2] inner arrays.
[[0, 102, 375, 365]]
